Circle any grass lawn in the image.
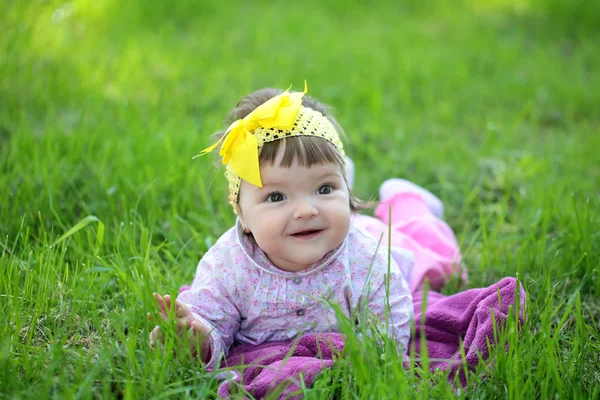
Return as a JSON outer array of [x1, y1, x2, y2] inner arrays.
[[2, 0, 599, 398]]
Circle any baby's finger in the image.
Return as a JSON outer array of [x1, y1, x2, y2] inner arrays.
[[191, 320, 210, 337], [176, 317, 192, 332], [163, 294, 173, 312], [147, 312, 168, 328], [175, 315, 201, 336], [185, 326, 205, 358], [174, 300, 191, 318], [147, 312, 155, 321], [147, 311, 167, 321], [188, 321, 211, 361], [151, 297, 169, 323], [154, 293, 167, 315], [149, 326, 163, 348]]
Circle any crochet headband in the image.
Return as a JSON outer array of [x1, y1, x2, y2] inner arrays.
[[198, 83, 345, 214]]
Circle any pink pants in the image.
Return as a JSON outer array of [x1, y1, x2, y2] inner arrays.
[[354, 182, 466, 293]]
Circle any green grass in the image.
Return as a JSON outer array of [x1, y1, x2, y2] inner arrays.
[[2, 0, 599, 398]]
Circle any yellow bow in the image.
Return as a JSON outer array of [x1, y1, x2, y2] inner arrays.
[[197, 82, 307, 187]]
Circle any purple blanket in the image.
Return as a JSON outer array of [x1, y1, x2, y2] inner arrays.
[[411, 277, 525, 386], [216, 277, 525, 398]]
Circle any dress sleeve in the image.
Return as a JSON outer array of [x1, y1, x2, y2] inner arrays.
[[364, 250, 413, 355], [177, 248, 241, 370]]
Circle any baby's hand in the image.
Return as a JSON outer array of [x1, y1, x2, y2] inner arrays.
[[148, 293, 211, 363]]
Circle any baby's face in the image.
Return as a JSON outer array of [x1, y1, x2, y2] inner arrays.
[[238, 157, 351, 272]]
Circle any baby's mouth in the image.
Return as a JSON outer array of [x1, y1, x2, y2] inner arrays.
[[291, 229, 323, 238]]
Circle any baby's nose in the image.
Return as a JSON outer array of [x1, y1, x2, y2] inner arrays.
[[293, 198, 318, 219]]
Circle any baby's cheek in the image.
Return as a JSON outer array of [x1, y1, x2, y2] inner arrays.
[[255, 230, 282, 255], [333, 207, 351, 233], [269, 238, 287, 257]]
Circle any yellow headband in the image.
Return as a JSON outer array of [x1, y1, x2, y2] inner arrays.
[[198, 83, 345, 213]]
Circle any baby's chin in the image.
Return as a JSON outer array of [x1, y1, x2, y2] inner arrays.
[[268, 253, 330, 272], [295, 249, 338, 267]]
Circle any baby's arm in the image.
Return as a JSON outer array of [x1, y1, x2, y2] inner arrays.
[[365, 256, 413, 354], [175, 254, 241, 370], [148, 293, 212, 362]]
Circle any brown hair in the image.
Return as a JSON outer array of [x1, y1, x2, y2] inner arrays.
[[211, 88, 369, 213]]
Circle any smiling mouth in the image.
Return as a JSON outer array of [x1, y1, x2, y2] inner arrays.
[[291, 229, 323, 239]]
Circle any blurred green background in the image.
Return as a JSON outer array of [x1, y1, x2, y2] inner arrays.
[[1, 0, 599, 397], [2, 0, 598, 277]]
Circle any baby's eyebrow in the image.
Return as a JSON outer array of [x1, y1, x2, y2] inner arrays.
[[259, 167, 342, 189], [306, 169, 343, 182], [259, 180, 288, 189], [316, 172, 342, 180]]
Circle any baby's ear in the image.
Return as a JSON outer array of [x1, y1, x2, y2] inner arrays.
[[237, 208, 251, 233]]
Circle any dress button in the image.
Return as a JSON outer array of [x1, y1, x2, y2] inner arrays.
[[296, 309, 305, 316], [297, 295, 306, 304], [292, 277, 302, 284]]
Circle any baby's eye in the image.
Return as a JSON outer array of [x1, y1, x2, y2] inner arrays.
[[267, 192, 285, 202], [317, 184, 334, 195]]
